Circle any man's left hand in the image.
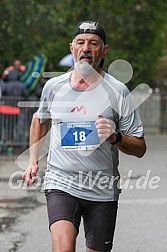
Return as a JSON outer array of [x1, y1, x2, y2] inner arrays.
[[95, 115, 116, 142]]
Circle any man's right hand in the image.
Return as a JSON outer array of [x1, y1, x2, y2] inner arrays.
[[22, 163, 39, 186]]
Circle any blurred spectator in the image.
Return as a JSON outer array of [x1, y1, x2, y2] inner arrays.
[[0, 60, 28, 151], [1, 59, 28, 97], [0, 79, 5, 97], [2, 80, 28, 97], [2, 59, 26, 82]]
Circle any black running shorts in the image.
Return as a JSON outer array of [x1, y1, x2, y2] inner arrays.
[[45, 189, 118, 251]]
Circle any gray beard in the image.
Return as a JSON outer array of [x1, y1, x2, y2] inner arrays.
[[75, 60, 93, 75]]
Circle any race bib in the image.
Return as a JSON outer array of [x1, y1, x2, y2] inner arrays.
[[60, 121, 100, 150]]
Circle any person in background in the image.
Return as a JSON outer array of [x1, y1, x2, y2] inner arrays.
[[2, 59, 26, 82], [1, 59, 27, 97], [1, 59, 27, 150], [0, 79, 5, 97], [22, 21, 146, 252], [2, 80, 27, 97]]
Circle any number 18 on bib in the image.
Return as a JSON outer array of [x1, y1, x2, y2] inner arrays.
[[60, 121, 100, 150]]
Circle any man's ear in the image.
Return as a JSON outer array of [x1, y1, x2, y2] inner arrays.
[[69, 43, 73, 53], [101, 45, 109, 59]]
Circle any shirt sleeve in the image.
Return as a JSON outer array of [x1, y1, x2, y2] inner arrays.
[[118, 86, 144, 138], [36, 82, 52, 123]]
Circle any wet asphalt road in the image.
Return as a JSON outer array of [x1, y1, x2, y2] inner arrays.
[[0, 134, 167, 252]]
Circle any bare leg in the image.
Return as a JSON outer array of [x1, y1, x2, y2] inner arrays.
[[50, 220, 77, 252]]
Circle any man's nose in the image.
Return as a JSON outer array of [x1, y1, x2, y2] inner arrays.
[[82, 42, 91, 52]]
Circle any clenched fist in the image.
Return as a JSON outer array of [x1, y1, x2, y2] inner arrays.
[[95, 115, 116, 142]]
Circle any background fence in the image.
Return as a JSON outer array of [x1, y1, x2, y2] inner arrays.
[[0, 94, 167, 153], [139, 93, 167, 133], [0, 96, 36, 152]]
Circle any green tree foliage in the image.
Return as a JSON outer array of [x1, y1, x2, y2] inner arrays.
[[0, 0, 167, 89]]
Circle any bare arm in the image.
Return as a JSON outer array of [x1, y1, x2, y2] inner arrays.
[[109, 134, 146, 158], [95, 116, 146, 158], [22, 113, 51, 185], [29, 113, 51, 163]]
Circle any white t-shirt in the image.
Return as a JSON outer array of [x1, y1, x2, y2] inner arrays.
[[37, 71, 144, 201]]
